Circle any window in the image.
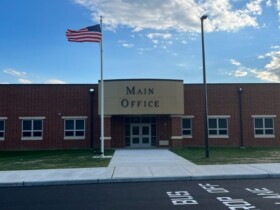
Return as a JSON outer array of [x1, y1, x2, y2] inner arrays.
[[63, 117, 87, 139], [208, 116, 229, 138], [0, 118, 6, 140], [20, 117, 44, 140], [253, 116, 275, 138], [182, 116, 193, 137]]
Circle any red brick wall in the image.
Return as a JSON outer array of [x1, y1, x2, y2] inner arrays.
[[183, 84, 280, 147], [156, 116, 171, 147], [111, 116, 125, 147], [2, 83, 280, 150], [0, 84, 98, 150]]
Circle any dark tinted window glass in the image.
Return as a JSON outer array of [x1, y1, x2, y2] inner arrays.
[[23, 120, 32, 130], [65, 131, 74, 136], [219, 130, 227, 135], [151, 124, 156, 136], [265, 129, 273, 135], [219, 119, 227, 128], [23, 131, 32, 137], [76, 131, 84, 136], [265, 118, 273, 128], [209, 130, 217, 135], [255, 119, 263, 128], [183, 119, 191, 128], [76, 120, 84, 130], [0, 121, 4, 130], [33, 120, 42, 130], [33, 131, 42, 137], [65, 120, 74, 130], [255, 129, 263, 135], [125, 125, 130, 136], [209, 119, 217, 128]]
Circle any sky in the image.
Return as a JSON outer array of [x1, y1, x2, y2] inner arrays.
[[0, 0, 279, 84]]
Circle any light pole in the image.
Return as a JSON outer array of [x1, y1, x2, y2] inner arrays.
[[201, 15, 209, 158], [89, 88, 95, 150], [237, 87, 244, 148]]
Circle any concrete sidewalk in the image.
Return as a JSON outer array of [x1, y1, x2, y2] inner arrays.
[[1, 149, 280, 187]]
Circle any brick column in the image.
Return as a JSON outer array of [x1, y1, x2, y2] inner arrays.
[[170, 115, 183, 148], [104, 115, 112, 148]]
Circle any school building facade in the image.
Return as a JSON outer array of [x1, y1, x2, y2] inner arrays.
[[0, 79, 279, 150]]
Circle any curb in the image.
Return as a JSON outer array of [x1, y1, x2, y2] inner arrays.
[[0, 173, 278, 188]]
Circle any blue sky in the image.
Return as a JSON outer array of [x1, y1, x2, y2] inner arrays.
[[0, 0, 279, 84]]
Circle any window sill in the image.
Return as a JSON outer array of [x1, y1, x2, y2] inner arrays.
[[209, 135, 229, 139], [254, 135, 275, 138], [21, 137, 43, 141], [182, 135, 192, 138], [64, 137, 85, 140]]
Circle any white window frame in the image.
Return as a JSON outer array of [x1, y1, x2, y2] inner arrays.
[[0, 117, 7, 141], [208, 115, 230, 138], [19, 117, 45, 140], [182, 116, 194, 138], [62, 116, 87, 140], [252, 115, 276, 138]]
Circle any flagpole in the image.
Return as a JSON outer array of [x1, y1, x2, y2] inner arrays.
[[100, 16, 104, 157]]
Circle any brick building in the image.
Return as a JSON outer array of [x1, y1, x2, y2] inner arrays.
[[0, 79, 279, 150]]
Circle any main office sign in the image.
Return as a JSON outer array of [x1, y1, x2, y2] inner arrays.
[[98, 79, 184, 115]]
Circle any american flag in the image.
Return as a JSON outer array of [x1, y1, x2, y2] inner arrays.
[[66, 24, 102, 43]]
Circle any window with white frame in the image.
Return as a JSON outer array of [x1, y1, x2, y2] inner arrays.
[[182, 116, 193, 137], [0, 118, 6, 140], [63, 117, 86, 139], [20, 117, 44, 140], [208, 116, 229, 138], [253, 116, 275, 137]]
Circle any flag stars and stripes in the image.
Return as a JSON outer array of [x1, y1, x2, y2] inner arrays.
[[66, 24, 102, 43]]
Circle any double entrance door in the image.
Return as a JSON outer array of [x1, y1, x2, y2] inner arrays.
[[130, 124, 151, 147]]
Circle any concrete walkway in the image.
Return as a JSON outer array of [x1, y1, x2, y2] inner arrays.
[[1, 149, 280, 187]]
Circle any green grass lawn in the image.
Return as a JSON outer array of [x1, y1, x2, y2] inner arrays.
[[0, 149, 114, 171], [171, 147, 280, 165]]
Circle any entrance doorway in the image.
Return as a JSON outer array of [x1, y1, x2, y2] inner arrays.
[[131, 124, 151, 147], [124, 116, 156, 147]]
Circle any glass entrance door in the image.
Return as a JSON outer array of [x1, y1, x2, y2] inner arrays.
[[131, 124, 151, 147]]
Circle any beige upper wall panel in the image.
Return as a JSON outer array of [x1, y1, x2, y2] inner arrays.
[[98, 80, 184, 115]]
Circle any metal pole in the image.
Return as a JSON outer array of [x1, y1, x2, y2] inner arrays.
[[237, 88, 244, 148], [89, 88, 94, 149], [100, 16, 104, 157], [201, 15, 209, 158]]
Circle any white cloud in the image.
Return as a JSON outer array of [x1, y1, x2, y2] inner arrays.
[[245, 0, 263, 15], [250, 69, 279, 82], [266, 0, 272, 7], [146, 33, 172, 39], [2, 68, 66, 84], [18, 78, 32, 84], [176, 63, 187, 68], [122, 43, 134, 48], [74, 0, 264, 33], [3, 69, 26, 77], [46, 79, 66, 84], [234, 70, 248, 77], [230, 59, 241, 66], [118, 40, 134, 48], [229, 48, 280, 82]]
